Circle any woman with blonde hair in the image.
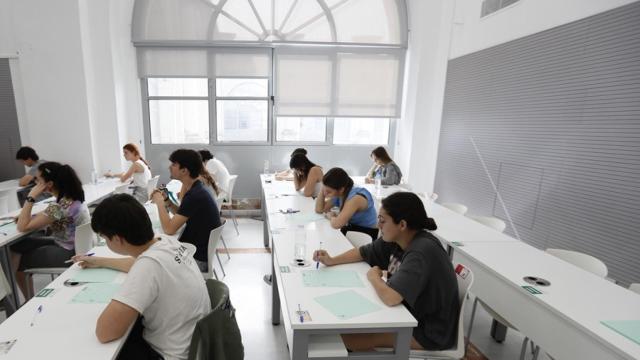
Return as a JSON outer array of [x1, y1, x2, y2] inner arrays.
[[105, 143, 152, 203]]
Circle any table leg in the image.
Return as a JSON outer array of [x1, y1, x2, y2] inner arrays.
[[392, 327, 413, 360], [490, 319, 507, 342], [0, 246, 20, 310], [271, 248, 280, 325], [291, 330, 310, 360], [262, 189, 269, 248]]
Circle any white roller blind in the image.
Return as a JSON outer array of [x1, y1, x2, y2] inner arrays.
[[137, 48, 271, 78], [275, 48, 402, 117]]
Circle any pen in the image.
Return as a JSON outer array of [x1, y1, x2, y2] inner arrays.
[[30, 305, 43, 327], [316, 241, 323, 269], [65, 252, 95, 264], [298, 304, 304, 323]]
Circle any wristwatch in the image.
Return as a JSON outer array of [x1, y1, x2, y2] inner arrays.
[[26, 196, 36, 203]]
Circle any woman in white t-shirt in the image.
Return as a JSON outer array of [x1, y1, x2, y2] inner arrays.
[[106, 143, 152, 203], [199, 150, 230, 199]]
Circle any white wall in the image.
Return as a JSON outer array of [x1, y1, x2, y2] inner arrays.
[[449, 0, 638, 59], [395, 0, 455, 195], [0, 0, 142, 182]]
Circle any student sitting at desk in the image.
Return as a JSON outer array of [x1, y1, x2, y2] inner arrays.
[[365, 146, 403, 185], [200, 149, 230, 200], [275, 148, 307, 181], [315, 167, 378, 240], [11, 162, 89, 299], [105, 143, 152, 204], [150, 149, 221, 273], [313, 192, 459, 352], [74, 194, 210, 359], [15, 146, 48, 187], [290, 153, 323, 197]]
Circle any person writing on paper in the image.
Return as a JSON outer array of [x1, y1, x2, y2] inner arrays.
[[73, 194, 210, 359], [10, 162, 89, 299], [15, 146, 48, 187], [313, 192, 459, 351], [275, 148, 307, 181], [200, 149, 230, 200], [290, 153, 323, 197], [150, 149, 221, 273], [105, 143, 152, 204], [315, 167, 378, 240], [365, 146, 403, 185]]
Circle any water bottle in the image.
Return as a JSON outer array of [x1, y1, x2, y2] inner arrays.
[[374, 172, 382, 196], [91, 169, 98, 184], [263, 160, 270, 175], [294, 225, 306, 265]]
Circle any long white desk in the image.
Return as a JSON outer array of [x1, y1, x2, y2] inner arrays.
[[0, 245, 128, 359], [261, 175, 417, 359], [452, 241, 640, 360]]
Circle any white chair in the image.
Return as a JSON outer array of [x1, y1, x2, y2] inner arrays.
[[629, 283, 640, 294], [378, 263, 474, 360], [23, 222, 97, 298], [222, 175, 239, 235], [202, 221, 226, 280], [441, 203, 468, 215], [0, 194, 8, 215], [146, 175, 160, 195], [545, 248, 608, 278], [345, 231, 372, 248], [468, 215, 506, 233], [214, 192, 230, 260], [0, 189, 20, 214]]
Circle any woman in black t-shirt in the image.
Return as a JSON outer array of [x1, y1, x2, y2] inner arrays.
[[313, 192, 459, 351]]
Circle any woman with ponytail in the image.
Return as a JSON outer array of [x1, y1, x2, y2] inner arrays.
[[105, 143, 151, 203], [313, 192, 459, 352], [315, 167, 378, 240], [11, 162, 90, 299]]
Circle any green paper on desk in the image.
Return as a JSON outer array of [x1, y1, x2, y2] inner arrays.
[[601, 320, 640, 345], [70, 268, 120, 283], [314, 290, 381, 320], [71, 283, 121, 304], [0, 222, 17, 235], [289, 212, 324, 225], [303, 270, 364, 288]]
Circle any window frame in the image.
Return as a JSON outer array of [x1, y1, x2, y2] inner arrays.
[[144, 76, 211, 145], [273, 116, 331, 146]]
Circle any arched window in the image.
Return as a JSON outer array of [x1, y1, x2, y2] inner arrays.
[[133, 0, 407, 144]]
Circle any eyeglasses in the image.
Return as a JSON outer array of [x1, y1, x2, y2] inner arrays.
[[377, 215, 386, 225]]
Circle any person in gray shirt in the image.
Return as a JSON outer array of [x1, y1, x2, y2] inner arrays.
[[314, 192, 459, 351], [365, 146, 403, 185], [15, 146, 47, 187]]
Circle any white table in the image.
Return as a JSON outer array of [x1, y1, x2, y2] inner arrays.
[[261, 175, 417, 359], [453, 241, 640, 360], [0, 245, 129, 359]]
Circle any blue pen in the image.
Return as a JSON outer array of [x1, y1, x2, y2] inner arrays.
[[30, 305, 43, 327], [316, 242, 323, 269], [65, 252, 95, 264], [298, 304, 304, 323]]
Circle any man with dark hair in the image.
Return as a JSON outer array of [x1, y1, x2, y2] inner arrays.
[[15, 146, 47, 186], [73, 194, 210, 359], [150, 149, 221, 272]]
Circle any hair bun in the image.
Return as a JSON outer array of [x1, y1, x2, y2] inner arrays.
[[424, 217, 437, 231]]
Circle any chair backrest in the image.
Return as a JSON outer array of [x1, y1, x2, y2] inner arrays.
[[442, 203, 468, 215], [147, 175, 160, 194], [226, 175, 238, 203], [468, 215, 506, 233], [450, 264, 474, 357], [0, 189, 19, 214], [629, 283, 640, 295], [345, 231, 371, 248], [546, 248, 608, 278], [0, 194, 9, 215], [205, 221, 226, 278], [74, 222, 97, 255]]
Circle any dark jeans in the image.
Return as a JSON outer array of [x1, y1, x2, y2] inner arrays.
[[117, 317, 164, 360], [340, 224, 379, 241], [10, 233, 74, 271]]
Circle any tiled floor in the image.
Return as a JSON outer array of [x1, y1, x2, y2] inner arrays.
[[2, 217, 552, 360]]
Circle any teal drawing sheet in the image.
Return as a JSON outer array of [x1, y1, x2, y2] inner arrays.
[[0, 222, 17, 235], [303, 270, 364, 288], [289, 212, 324, 225], [314, 290, 382, 320], [70, 283, 121, 304], [601, 320, 640, 345], [70, 268, 120, 283]]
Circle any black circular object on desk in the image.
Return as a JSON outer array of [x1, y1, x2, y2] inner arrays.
[[523, 276, 551, 286]]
